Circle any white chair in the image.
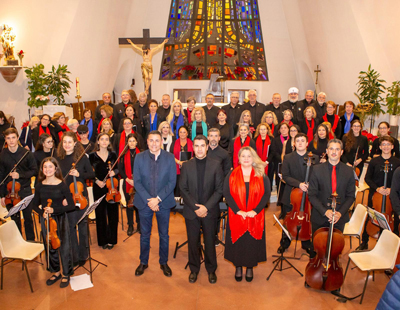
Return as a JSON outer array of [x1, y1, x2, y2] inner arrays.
[[343, 204, 368, 249], [0, 221, 44, 292], [0, 205, 9, 224], [87, 186, 96, 221], [343, 229, 400, 304]]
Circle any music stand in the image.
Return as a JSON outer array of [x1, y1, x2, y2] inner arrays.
[[4, 194, 34, 218], [75, 195, 107, 283], [267, 215, 303, 280], [366, 207, 391, 231]]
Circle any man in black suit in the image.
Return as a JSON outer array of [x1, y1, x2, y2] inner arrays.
[[308, 139, 355, 235], [222, 91, 242, 135], [157, 94, 172, 123], [207, 128, 232, 176], [112, 90, 132, 129], [179, 135, 224, 284], [203, 94, 220, 129], [265, 93, 283, 123], [242, 89, 265, 129], [298, 90, 317, 123], [133, 92, 150, 125], [281, 87, 303, 124], [95, 92, 114, 122], [313, 92, 327, 120], [278, 133, 319, 256]]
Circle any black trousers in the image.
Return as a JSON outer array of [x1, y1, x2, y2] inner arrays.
[[6, 191, 35, 241], [185, 216, 218, 274], [123, 188, 140, 227], [67, 207, 88, 264]]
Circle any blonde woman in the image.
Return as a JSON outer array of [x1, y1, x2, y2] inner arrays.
[[261, 111, 278, 137], [166, 100, 188, 139], [190, 107, 208, 140], [253, 123, 273, 175], [100, 117, 115, 146], [233, 123, 256, 168], [299, 106, 319, 143], [158, 121, 175, 153], [20, 116, 40, 151], [238, 110, 255, 134], [98, 104, 114, 133], [223, 146, 270, 282]]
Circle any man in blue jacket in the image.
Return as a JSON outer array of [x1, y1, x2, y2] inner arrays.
[[134, 130, 177, 277]]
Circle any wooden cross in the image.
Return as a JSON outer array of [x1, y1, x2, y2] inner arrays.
[[314, 65, 321, 86], [119, 29, 165, 50]]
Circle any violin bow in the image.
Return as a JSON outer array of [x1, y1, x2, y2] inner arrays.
[[63, 143, 92, 181], [101, 143, 129, 183], [0, 150, 30, 186]]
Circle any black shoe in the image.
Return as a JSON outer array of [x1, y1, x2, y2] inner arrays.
[[208, 272, 217, 284], [215, 238, 220, 247], [189, 272, 198, 283], [235, 266, 243, 282], [160, 264, 172, 277], [303, 247, 316, 258], [277, 246, 286, 254], [107, 244, 114, 250], [127, 225, 134, 236], [245, 267, 253, 282], [46, 274, 62, 286], [385, 270, 394, 276], [136, 226, 141, 234], [135, 263, 148, 276], [356, 242, 368, 251], [60, 276, 70, 288], [102, 245, 108, 249]]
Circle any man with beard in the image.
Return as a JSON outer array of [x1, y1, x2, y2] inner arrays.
[[313, 92, 327, 120], [113, 90, 132, 129], [281, 87, 303, 124]]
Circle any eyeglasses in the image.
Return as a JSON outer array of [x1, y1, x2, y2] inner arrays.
[[381, 143, 392, 147], [46, 140, 54, 144], [42, 118, 50, 121], [290, 130, 298, 133], [352, 125, 361, 128]]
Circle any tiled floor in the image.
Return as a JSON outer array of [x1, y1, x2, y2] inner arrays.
[[1, 203, 387, 310]]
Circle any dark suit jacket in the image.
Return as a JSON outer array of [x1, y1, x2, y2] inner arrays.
[[242, 101, 265, 128], [19, 126, 34, 151], [133, 149, 176, 210], [179, 157, 224, 220], [313, 102, 327, 120], [32, 124, 60, 148], [308, 161, 355, 229], [112, 102, 131, 130], [297, 99, 317, 123], [281, 100, 303, 124], [143, 114, 161, 139], [265, 104, 283, 124]]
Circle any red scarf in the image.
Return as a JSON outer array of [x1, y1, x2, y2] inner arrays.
[[233, 136, 250, 168], [39, 125, 50, 137], [119, 130, 135, 156], [187, 109, 192, 124], [270, 123, 275, 135], [58, 124, 70, 140], [256, 135, 270, 174], [282, 120, 293, 127], [98, 116, 113, 133], [229, 166, 265, 243], [305, 119, 315, 143], [124, 148, 140, 191], [323, 114, 339, 139], [173, 138, 193, 175]]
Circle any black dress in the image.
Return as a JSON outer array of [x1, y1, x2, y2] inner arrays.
[[218, 122, 234, 153], [223, 172, 271, 267], [307, 138, 328, 158]]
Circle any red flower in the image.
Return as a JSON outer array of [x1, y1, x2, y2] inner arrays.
[[175, 72, 182, 78], [18, 50, 24, 56]]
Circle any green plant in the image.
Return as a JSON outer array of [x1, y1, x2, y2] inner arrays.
[[24, 64, 49, 108], [46, 64, 72, 105], [385, 80, 400, 116], [354, 65, 386, 129]]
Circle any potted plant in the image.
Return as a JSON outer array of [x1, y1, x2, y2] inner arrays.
[[354, 64, 386, 130], [46, 64, 72, 105], [234, 67, 245, 80], [385, 80, 400, 126], [24, 64, 49, 110]]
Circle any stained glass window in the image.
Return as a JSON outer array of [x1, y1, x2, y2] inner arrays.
[[160, 0, 268, 81]]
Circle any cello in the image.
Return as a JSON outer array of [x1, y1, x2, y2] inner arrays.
[[305, 192, 345, 291], [283, 152, 314, 242], [366, 160, 394, 238]]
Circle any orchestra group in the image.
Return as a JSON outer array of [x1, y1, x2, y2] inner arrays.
[[1, 87, 400, 291]]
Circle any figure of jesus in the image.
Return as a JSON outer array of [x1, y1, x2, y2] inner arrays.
[[127, 38, 168, 95]]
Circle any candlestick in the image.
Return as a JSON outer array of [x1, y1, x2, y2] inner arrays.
[[76, 77, 80, 96]]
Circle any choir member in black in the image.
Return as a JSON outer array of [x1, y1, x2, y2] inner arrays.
[[166, 100, 189, 139], [173, 126, 193, 196], [80, 109, 97, 142], [98, 105, 114, 134], [113, 90, 132, 130], [341, 119, 369, 175], [77, 125, 95, 154], [233, 123, 256, 168], [266, 93, 283, 124], [207, 128, 232, 177], [261, 111, 279, 137], [31, 157, 75, 287], [278, 133, 319, 255], [357, 136, 400, 250], [179, 135, 224, 284], [308, 139, 355, 235], [158, 121, 175, 153], [222, 91, 242, 135], [282, 124, 300, 160], [157, 94, 172, 123], [133, 92, 150, 127], [0, 128, 37, 240], [307, 123, 330, 161], [32, 114, 60, 148], [242, 89, 266, 129], [203, 94, 220, 129], [20, 116, 39, 151], [184, 96, 196, 126], [114, 117, 145, 153], [118, 133, 141, 236], [0, 111, 15, 152], [95, 92, 114, 122], [321, 101, 341, 139], [143, 100, 160, 139], [100, 117, 115, 146], [89, 133, 119, 249], [254, 123, 272, 188], [117, 104, 143, 137], [190, 107, 209, 140], [224, 147, 270, 282], [339, 101, 359, 139], [56, 131, 95, 266], [390, 166, 400, 230], [313, 92, 327, 120], [282, 109, 294, 127], [34, 133, 55, 169], [281, 87, 302, 124], [370, 121, 400, 158], [238, 110, 255, 135], [299, 106, 319, 143], [216, 109, 234, 153], [298, 90, 317, 116]]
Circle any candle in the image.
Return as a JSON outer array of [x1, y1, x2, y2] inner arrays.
[[76, 77, 80, 96]]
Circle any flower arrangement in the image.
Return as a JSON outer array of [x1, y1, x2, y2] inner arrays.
[[246, 73, 254, 80], [234, 66, 245, 78], [361, 130, 378, 143], [198, 72, 204, 80], [174, 72, 182, 80], [18, 50, 24, 65], [226, 72, 235, 80]]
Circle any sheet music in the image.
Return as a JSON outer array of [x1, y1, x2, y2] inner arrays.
[[5, 194, 34, 218], [366, 206, 391, 231], [78, 195, 105, 224], [273, 214, 292, 241]]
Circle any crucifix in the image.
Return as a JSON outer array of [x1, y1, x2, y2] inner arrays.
[[119, 29, 168, 98], [314, 65, 321, 97]]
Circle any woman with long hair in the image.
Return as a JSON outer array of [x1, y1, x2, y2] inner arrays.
[[98, 105, 114, 134], [32, 114, 59, 148], [166, 100, 189, 139], [100, 117, 115, 145], [223, 147, 270, 282], [217, 109, 234, 152], [238, 110, 255, 134], [321, 101, 341, 139], [307, 123, 330, 163], [190, 107, 208, 139], [158, 121, 175, 153], [56, 131, 95, 266], [261, 111, 278, 137], [114, 117, 144, 153], [117, 104, 143, 137], [299, 106, 319, 143], [281, 124, 301, 161], [143, 99, 160, 139], [172, 126, 193, 196], [34, 133, 55, 168], [254, 123, 272, 177], [31, 157, 75, 288], [118, 133, 141, 236], [89, 133, 119, 249], [20, 116, 39, 151], [80, 109, 97, 142], [233, 123, 256, 168]]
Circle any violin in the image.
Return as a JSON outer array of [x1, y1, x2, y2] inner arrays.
[[305, 192, 345, 291], [69, 163, 88, 210], [283, 152, 313, 242], [45, 199, 61, 250], [127, 187, 135, 208], [105, 161, 121, 203], [366, 160, 394, 238]]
